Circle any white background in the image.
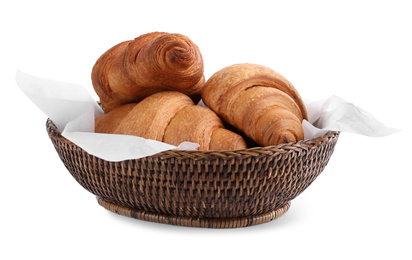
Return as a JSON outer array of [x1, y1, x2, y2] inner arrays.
[[2, 0, 411, 259]]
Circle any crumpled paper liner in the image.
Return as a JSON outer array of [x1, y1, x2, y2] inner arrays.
[[303, 95, 399, 140], [16, 71, 398, 161]]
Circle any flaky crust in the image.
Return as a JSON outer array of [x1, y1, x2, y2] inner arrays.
[[201, 63, 307, 146], [92, 32, 205, 112], [202, 63, 307, 121], [95, 91, 247, 151], [114, 91, 194, 141], [163, 105, 223, 150], [94, 103, 137, 133], [209, 128, 248, 151]]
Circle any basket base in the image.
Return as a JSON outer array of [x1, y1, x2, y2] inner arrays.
[[97, 196, 291, 228]]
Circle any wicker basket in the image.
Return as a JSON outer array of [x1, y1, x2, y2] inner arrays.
[[46, 118, 339, 228]]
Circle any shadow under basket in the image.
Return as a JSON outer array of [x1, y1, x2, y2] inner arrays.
[[46, 119, 339, 228]]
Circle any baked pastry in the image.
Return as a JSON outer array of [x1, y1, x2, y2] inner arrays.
[[201, 63, 307, 146], [95, 91, 247, 151], [94, 103, 136, 133], [92, 32, 205, 112]]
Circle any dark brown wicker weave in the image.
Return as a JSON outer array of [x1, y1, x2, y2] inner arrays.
[[46, 119, 339, 228]]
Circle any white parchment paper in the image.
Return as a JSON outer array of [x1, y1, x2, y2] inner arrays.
[[16, 71, 398, 161], [302, 96, 399, 140], [16, 71, 200, 161]]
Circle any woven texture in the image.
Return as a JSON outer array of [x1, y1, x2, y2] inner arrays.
[[46, 119, 339, 228], [97, 197, 291, 228]]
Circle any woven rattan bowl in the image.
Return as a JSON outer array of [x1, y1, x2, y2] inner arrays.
[[46, 118, 339, 228]]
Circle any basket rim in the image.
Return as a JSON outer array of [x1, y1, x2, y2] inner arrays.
[[46, 118, 340, 161]]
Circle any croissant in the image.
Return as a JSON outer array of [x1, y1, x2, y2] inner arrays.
[[95, 91, 247, 151], [201, 63, 308, 146], [92, 32, 205, 112]]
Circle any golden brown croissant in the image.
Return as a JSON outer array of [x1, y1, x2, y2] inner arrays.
[[95, 91, 247, 151], [92, 32, 205, 112], [201, 63, 308, 146], [94, 103, 136, 133]]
